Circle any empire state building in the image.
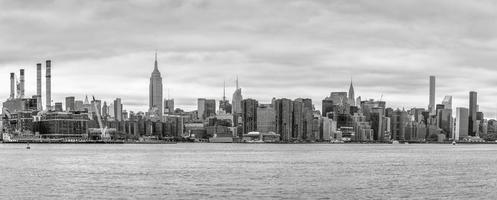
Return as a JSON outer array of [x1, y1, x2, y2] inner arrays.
[[149, 52, 163, 117]]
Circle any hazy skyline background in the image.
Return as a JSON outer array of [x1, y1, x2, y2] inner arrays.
[[2, 0, 497, 117]]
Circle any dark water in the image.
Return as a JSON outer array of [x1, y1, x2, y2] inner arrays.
[[1, 143, 497, 199]]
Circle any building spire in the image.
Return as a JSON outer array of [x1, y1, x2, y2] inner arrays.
[[223, 80, 226, 101], [153, 50, 159, 72], [236, 75, 239, 89]]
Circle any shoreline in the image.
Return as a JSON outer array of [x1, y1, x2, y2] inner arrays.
[[1, 140, 496, 145]]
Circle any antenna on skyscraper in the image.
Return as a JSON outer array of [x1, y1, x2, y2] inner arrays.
[[235, 75, 239, 89], [223, 80, 226, 101]]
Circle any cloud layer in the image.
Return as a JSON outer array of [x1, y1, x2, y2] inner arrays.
[[2, 0, 497, 117]]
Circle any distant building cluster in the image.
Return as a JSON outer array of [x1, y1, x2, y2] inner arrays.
[[1, 56, 494, 143]]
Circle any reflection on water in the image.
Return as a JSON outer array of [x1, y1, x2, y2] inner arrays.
[[1, 143, 497, 199]]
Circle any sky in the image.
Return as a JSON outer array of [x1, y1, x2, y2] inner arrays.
[[1, 0, 497, 117]]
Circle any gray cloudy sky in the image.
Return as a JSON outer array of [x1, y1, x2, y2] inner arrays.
[[2, 0, 497, 117]]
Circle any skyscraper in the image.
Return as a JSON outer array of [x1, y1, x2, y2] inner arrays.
[[274, 98, 293, 142], [198, 98, 216, 120], [390, 109, 408, 141], [322, 98, 334, 117], [149, 52, 163, 117], [429, 76, 435, 114], [114, 98, 123, 121], [257, 104, 276, 133], [232, 77, 243, 115], [205, 99, 216, 119], [469, 91, 478, 136], [198, 98, 206, 120], [442, 96, 452, 111], [348, 80, 355, 106], [241, 98, 258, 136], [293, 98, 313, 141], [102, 101, 108, 117], [455, 107, 469, 141]]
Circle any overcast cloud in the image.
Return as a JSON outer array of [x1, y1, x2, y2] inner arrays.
[[2, 0, 497, 117]]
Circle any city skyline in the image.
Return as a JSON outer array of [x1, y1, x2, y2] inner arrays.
[[2, 0, 497, 117]]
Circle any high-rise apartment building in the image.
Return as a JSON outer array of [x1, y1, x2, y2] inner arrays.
[[455, 107, 469, 141], [469, 91, 477, 136]]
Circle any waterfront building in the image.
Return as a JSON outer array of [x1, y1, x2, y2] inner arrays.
[[469, 91, 478, 136], [65, 96, 75, 111], [455, 107, 469, 141], [322, 117, 337, 141], [241, 99, 258, 136], [293, 98, 313, 141], [274, 98, 293, 142], [390, 109, 408, 141], [370, 107, 385, 141], [33, 112, 89, 139], [404, 121, 427, 141], [352, 113, 372, 141], [163, 115, 184, 138], [257, 104, 276, 133], [312, 115, 321, 140], [437, 109, 452, 138], [149, 52, 163, 117]]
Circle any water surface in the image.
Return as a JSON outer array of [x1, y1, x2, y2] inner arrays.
[[1, 143, 496, 199]]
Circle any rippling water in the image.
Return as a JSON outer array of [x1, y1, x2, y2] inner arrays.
[[1, 143, 497, 199]]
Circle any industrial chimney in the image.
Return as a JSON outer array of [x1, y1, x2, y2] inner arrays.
[[20, 69, 25, 98], [10, 73, 15, 99], [46, 60, 51, 110], [37, 63, 42, 110]]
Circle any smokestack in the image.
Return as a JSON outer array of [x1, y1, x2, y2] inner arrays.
[[10, 73, 15, 99], [37, 63, 42, 110], [46, 60, 51, 110], [20, 69, 25, 98]]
